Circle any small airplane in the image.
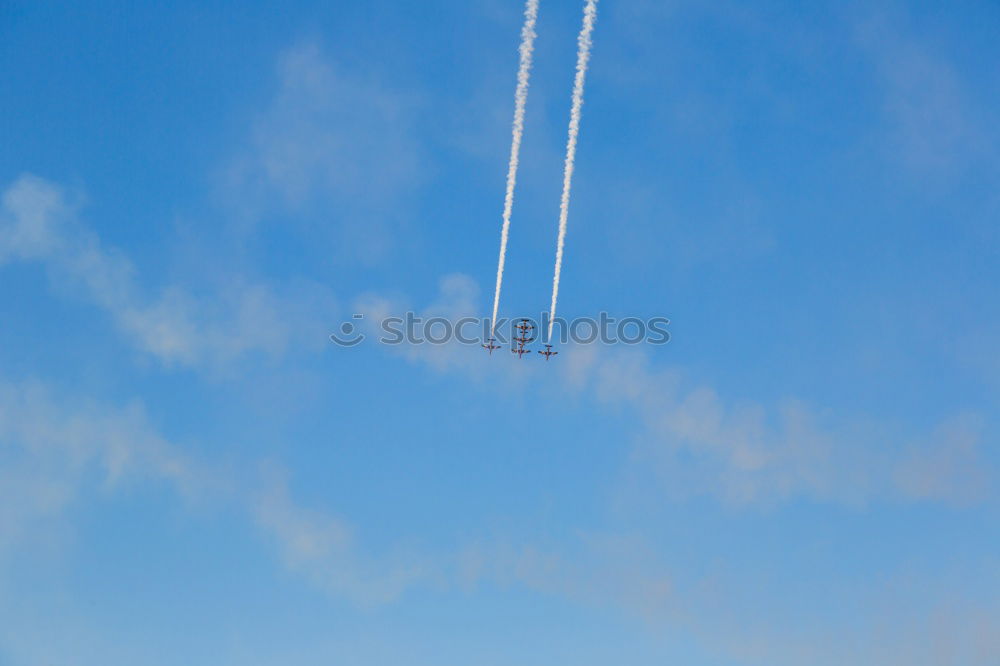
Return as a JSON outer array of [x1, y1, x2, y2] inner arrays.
[[511, 319, 535, 359], [482, 338, 501, 355], [538, 344, 558, 361], [512, 334, 532, 347], [513, 320, 535, 344]]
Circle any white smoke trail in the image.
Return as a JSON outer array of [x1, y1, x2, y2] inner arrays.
[[489, 0, 540, 339], [547, 0, 597, 342]]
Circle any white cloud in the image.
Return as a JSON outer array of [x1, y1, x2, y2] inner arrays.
[[363, 274, 996, 507], [457, 525, 1000, 666], [570, 346, 993, 506], [0, 349, 994, 664], [856, 8, 998, 178], [220, 42, 423, 263], [0, 380, 204, 558], [894, 413, 992, 505], [253, 465, 429, 606], [458, 531, 675, 620], [0, 378, 422, 606], [0, 175, 335, 370]]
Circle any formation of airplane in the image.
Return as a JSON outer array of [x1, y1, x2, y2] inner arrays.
[[482, 319, 557, 360], [511, 319, 534, 358]]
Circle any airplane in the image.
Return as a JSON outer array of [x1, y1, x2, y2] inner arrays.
[[511, 345, 532, 359], [538, 344, 558, 361], [513, 334, 533, 347], [482, 338, 501, 355], [512, 319, 535, 345]]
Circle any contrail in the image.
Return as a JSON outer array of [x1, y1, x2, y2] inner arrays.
[[547, 0, 597, 342], [489, 0, 540, 339]]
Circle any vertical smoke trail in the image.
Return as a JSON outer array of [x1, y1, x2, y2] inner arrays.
[[489, 0, 540, 339], [547, 0, 597, 342]]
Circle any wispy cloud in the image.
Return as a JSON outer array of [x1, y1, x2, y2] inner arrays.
[[0, 378, 423, 606], [0, 380, 207, 558], [457, 525, 1000, 666], [220, 42, 424, 263], [360, 274, 996, 508], [458, 531, 674, 619], [253, 465, 430, 606], [0, 174, 335, 371], [0, 366, 994, 664], [576, 346, 994, 507], [856, 7, 999, 179]]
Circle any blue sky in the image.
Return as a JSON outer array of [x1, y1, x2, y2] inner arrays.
[[1, 1, 998, 664]]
